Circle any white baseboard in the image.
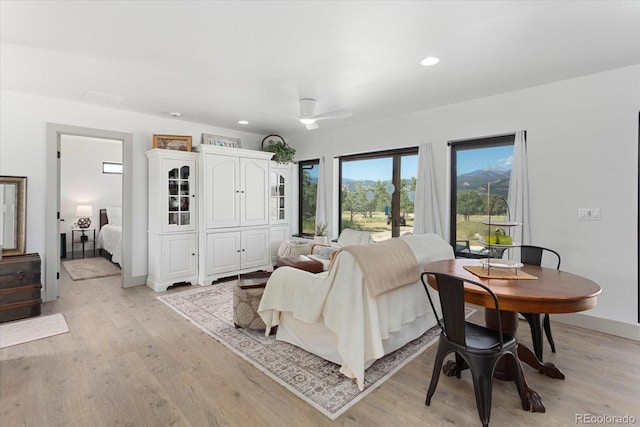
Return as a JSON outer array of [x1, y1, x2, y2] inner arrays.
[[553, 313, 640, 342]]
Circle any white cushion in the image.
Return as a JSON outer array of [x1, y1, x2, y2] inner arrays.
[[337, 229, 374, 246], [278, 240, 311, 257]]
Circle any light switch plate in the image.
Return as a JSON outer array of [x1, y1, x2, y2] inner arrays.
[[578, 208, 600, 220]]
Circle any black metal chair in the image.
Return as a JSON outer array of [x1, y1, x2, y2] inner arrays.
[[420, 272, 526, 427], [519, 245, 561, 359]]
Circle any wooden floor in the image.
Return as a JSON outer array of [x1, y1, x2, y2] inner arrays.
[[1, 268, 639, 426]]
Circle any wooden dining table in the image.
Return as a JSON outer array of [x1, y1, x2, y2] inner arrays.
[[422, 258, 602, 413]]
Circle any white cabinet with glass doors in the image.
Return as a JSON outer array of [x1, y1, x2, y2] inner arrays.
[[269, 162, 292, 265], [146, 149, 198, 291]]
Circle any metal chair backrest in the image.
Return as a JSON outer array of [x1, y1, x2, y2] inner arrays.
[[421, 272, 504, 349], [520, 245, 561, 270]]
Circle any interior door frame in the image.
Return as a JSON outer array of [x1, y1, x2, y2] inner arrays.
[[45, 123, 133, 301]]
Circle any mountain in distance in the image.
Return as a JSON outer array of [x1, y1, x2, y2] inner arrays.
[[341, 178, 379, 191], [457, 167, 511, 197]]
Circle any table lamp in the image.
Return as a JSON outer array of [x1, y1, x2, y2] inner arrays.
[[76, 205, 93, 228]]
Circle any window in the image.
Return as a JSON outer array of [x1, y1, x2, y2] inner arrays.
[[339, 148, 418, 241], [103, 162, 122, 174], [449, 134, 515, 257], [298, 159, 319, 235]]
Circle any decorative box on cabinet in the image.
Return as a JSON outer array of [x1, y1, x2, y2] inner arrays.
[[146, 149, 199, 292], [0, 253, 42, 322]]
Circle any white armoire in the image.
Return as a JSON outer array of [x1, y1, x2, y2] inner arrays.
[[146, 149, 199, 292], [197, 145, 274, 285]]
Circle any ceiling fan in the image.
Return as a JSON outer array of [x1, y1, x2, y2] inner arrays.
[[294, 98, 352, 130]]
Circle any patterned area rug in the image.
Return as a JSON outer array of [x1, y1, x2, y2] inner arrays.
[[63, 257, 121, 281], [158, 281, 469, 420]]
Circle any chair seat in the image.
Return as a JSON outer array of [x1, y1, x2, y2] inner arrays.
[[463, 323, 516, 351]]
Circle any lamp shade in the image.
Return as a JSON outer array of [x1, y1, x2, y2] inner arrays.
[[76, 205, 93, 217]]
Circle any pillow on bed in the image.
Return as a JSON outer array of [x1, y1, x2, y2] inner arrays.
[[107, 206, 122, 226]]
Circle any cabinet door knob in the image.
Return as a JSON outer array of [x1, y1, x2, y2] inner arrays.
[[236, 250, 241, 253], [242, 249, 246, 252]]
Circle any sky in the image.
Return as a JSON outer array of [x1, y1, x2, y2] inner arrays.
[[457, 145, 513, 175], [321, 145, 513, 182], [342, 155, 418, 182]]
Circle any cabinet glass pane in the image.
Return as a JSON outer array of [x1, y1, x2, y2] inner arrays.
[[180, 196, 189, 211], [169, 181, 178, 195], [167, 164, 192, 227], [169, 213, 179, 226], [169, 196, 179, 211]]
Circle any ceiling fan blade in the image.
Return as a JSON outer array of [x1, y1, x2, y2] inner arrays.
[[305, 122, 320, 130], [311, 109, 352, 121]]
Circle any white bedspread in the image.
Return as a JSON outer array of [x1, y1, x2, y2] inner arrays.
[[97, 224, 122, 264], [258, 233, 454, 390]]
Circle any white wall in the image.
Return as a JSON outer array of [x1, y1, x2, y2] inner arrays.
[[60, 135, 122, 253], [0, 90, 266, 286], [287, 65, 640, 330]]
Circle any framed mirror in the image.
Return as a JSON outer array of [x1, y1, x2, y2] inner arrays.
[[1, 175, 27, 256]]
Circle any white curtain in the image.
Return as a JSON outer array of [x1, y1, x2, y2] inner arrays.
[[507, 130, 531, 246], [315, 156, 327, 227], [413, 143, 442, 235]]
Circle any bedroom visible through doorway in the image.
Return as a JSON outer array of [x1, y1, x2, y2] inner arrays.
[[60, 135, 122, 265]]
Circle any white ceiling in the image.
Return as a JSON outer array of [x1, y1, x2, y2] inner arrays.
[[1, 1, 639, 136]]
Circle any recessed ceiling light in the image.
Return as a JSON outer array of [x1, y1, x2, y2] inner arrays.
[[238, 120, 249, 125], [420, 56, 440, 66], [169, 112, 181, 117]]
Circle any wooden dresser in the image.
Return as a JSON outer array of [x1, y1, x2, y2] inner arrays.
[[0, 253, 42, 322]]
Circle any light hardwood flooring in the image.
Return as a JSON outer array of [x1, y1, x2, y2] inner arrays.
[[1, 268, 639, 426]]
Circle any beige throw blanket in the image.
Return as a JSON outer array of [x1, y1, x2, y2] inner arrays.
[[337, 238, 419, 297]]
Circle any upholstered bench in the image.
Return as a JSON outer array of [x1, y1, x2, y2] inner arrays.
[[233, 271, 272, 330], [276, 255, 324, 273]]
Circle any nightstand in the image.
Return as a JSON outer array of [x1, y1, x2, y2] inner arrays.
[[71, 227, 96, 259]]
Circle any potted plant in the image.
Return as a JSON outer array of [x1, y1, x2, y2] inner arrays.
[[314, 221, 329, 245], [261, 134, 296, 164]]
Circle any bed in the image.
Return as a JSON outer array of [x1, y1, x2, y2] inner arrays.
[[258, 233, 454, 390], [97, 207, 122, 265]]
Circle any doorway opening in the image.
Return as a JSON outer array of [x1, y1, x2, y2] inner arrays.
[[45, 124, 133, 302]]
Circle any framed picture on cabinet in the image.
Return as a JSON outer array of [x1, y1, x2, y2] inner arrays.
[[153, 134, 192, 151], [201, 133, 242, 148]]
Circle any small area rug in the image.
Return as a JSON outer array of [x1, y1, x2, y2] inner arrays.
[[63, 257, 121, 281], [158, 281, 472, 420], [0, 313, 69, 348]]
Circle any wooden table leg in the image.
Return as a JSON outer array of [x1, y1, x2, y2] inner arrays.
[[517, 345, 565, 379], [484, 309, 547, 413]]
